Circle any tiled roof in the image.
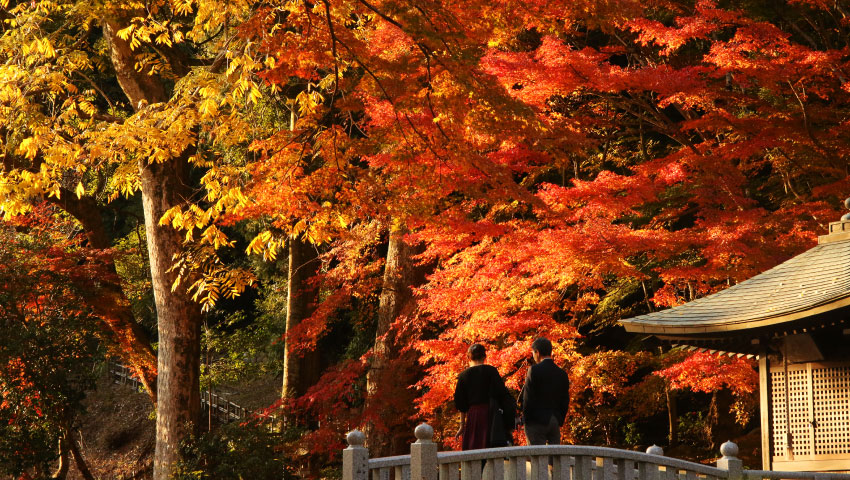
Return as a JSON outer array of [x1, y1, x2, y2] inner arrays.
[[619, 238, 850, 335]]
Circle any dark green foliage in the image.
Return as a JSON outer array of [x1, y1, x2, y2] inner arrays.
[[172, 422, 294, 480]]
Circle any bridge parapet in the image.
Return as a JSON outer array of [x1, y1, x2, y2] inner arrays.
[[344, 425, 850, 480]]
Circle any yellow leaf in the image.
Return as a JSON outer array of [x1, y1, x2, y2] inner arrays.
[[245, 230, 272, 255], [199, 98, 218, 117], [80, 101, 96, 115], [75, 182, 85, 198], [338, 214, 349, 228], [291, 219, 307, 236], [159, 206, 182, 226], [155, 32, 173, 47], [41, 38, 55, 58], [116, 25, 135, 40], [248, 85, 262, 105], [18, 137, 37, 160], [175, 0, 194, 15], [203, 225, 232, 249], [199, 86, 217, 98]]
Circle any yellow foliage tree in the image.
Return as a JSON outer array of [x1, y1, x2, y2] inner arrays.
[[0, 0, 264, 477]]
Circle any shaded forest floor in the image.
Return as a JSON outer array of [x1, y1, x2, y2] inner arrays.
[[69, 376, 155, 480], [65, 373, 280, 480]]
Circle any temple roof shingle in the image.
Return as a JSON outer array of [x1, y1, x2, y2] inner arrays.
[[620, 223, 850, 337]]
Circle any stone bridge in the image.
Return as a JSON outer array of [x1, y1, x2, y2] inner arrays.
[[343, 424, 850, 480]]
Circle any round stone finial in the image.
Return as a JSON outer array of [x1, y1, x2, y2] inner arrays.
[[720, 440, 738, 458], [346, 430, 366, 447], [646, 445, 664, 456], [844, 197, 850, 210], [414, 423, 434, 442]]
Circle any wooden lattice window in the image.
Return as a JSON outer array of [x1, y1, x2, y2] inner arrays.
[[771, 362, 850, 462], [812, 365, 850, 456]]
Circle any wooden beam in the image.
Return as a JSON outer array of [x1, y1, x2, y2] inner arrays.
[[759, 346, 772, 471]]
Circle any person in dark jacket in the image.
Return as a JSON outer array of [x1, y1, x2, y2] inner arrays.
[[453, 343, 515, 450], [520, 337, 570, 445]]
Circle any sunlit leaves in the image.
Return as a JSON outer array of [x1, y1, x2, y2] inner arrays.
[[657, 352, 758, 425], [4, 0, 849, 461], [17, 137, 38, 160]]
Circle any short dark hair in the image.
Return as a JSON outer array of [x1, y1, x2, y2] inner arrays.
[[531, 337, 552, 357], [468, 343, 486, 361]]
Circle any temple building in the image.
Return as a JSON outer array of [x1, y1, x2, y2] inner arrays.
[[620, 209, 850, 472]]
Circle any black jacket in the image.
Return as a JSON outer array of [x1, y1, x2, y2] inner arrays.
[[520, 358, 570, 426], [454, 364, 516, 430]]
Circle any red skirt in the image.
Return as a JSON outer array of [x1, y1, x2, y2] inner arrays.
[[462, 403, 490, 450]]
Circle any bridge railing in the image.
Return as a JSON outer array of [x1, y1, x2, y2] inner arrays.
[[107, 361, 278, 426], [343, 425, 850, 480]]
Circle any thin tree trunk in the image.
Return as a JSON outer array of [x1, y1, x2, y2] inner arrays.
[[68, 434, 96, 480], [368, 227, 417, 395], [707, 389, 739, 449], [104, 18, 201, 480], [207, 343, 213, 432], [706, 390, 719, 449], [666, 385, 678, 446], [50, 432, 69, 480], [281, 237, 322, 404]]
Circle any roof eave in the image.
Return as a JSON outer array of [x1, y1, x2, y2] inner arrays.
[[620, 294, 850, 336]]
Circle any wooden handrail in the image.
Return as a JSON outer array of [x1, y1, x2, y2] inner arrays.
[[107, 361, 277, 425]]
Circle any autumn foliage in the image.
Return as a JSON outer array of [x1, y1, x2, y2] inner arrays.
[[657, 352, 759, 425], [0, 209, 103, 476], [1, 0, 849, 475]]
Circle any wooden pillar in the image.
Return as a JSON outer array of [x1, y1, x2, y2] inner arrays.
[[758, 346, 772, 471]]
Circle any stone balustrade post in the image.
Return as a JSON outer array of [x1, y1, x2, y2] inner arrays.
[[343, 430, 369, 480], [716, 441, 743, 480], [411, 423, 438, 480], [640, 445, 664, 480]]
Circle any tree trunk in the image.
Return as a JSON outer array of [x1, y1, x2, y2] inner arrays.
[[50, 432, 69, 480], [706, 389, 739, 450], [83, 281, 158, 403], [666, 385, 678, 447], [105, 18, 201, 480], [49, 193, 158, 403], [68, 433, 96, 480], [368, 227, 417, 394], [141, 155, 202, 480], [281, 237, 322, 404], [364, 224, 426, 456]]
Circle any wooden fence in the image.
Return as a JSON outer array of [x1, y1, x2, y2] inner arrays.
[[107, 362, 277, 425]]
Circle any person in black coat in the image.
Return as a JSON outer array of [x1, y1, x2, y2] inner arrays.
[[453, 343, 516, 450], [520, 337, 570, 445]]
